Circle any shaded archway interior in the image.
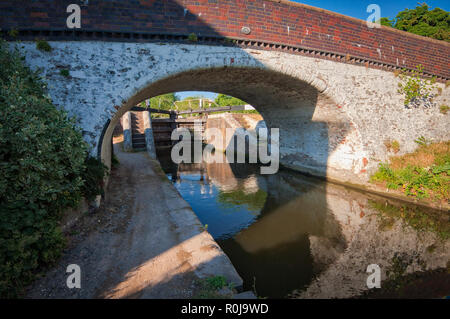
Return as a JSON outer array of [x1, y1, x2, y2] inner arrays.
[[101, 66, 351, 182]]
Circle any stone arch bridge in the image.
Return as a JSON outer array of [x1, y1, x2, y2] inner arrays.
[[2, 0, 449, 187]]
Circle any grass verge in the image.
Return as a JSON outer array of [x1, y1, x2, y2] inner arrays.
[[370, 141, 449, 202]]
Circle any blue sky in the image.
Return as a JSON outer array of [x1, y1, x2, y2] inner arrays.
[[177, 0, 449, 101], [175, 91, 218, 101], [292, 0, 449, 20]]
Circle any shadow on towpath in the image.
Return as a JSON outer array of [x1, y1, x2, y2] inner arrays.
[[26, 142, 242, 299]]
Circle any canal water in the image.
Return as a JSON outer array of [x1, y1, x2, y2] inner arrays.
[[157, 149, 449, 299]]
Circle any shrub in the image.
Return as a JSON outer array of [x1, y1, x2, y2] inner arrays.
[[0, 40, 97, 297], [60, 69, 70, 77], [414, 136, 430, 146], [80, 157, 108, 201], [440, 105, 449, 114], [8, 29, 19, 38], [35, 40, 52, 52], [193, 276, 230, 299], [187, 33, 198, 42], [111, 154, 120, 168], [397, 65, 436, 108]]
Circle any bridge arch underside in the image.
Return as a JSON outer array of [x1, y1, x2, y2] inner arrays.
[[103, 66, 365, 184]]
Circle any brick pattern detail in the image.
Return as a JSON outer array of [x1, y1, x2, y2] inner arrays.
[[1, 0, 449, 79]]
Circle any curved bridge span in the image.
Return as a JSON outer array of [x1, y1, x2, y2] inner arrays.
[[2, 0, 449, 188]]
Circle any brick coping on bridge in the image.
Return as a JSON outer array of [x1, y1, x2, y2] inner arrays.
[[271, 0, 450, 46], [1, 0, 449, 80]]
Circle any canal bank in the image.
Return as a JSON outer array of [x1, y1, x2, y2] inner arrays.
[[26, 142, 244, 299], [202, 113, 449, 212]]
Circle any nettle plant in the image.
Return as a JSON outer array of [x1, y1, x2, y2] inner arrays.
[[397, 65, 437, 109]]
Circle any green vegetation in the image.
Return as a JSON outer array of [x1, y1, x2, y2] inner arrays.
[[359, 252, 448, 299], [370, 141, 449, 201], [369, 200, 450, 240], [218, 189, 267, 211], [414, 135, 430, 147], [397, 65, 436, 107], [223, 37, 234, 44], [8, 29, 19, 38], [214, 94, 257, 114], [111, 154, 120, 168], [440, 104, 449, 114], [80, 157, 108, 201], [35, 40, 52, 52], [175, 96, 210, 110], [188, 33, 198, 42], [143, 93, 176, 111], [141, 92, 257, 118], [0, 40, 106, 297], [60, 69, 70, 77], [388, 253, 423, 281], [384, 139, 400, 153], [215, 94, 246, 107], [380, 3, 449, 42], [193, 275, 232, 299], [141, 93, 177, 118]]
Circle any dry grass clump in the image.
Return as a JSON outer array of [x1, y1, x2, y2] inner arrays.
[[389, 141, 449, 170]]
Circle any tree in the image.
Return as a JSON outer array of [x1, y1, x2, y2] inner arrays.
[[142, 93, 177, 111], [380, 3, 449, 42], [214, 94, 247, 107], [379, 17, 394, 27], [174, 96, 208, 111]]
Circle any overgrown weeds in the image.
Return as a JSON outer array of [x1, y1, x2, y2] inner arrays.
[[371, 141, 449, 201]]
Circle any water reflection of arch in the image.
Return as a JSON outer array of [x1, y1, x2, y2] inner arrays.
[[217, 170, 348, 298], [159, 146, 450, 298], [196, 149, 351, 298]]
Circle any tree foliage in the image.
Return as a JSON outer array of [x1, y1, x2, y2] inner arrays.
[[142, 93, 177, 111], [142, 93, 254, 117], [381, 3, 450, 42], [174, 96, 206, 111], [214, 94, 247, 107]]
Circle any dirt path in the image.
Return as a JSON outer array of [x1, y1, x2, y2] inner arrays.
[[26, 143, 241, 299]]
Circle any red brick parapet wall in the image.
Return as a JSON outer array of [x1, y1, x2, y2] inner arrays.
[[1, 0, 449, 80]]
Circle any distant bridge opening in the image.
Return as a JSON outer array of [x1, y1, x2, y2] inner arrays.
[[113, 91, 261, 151]]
